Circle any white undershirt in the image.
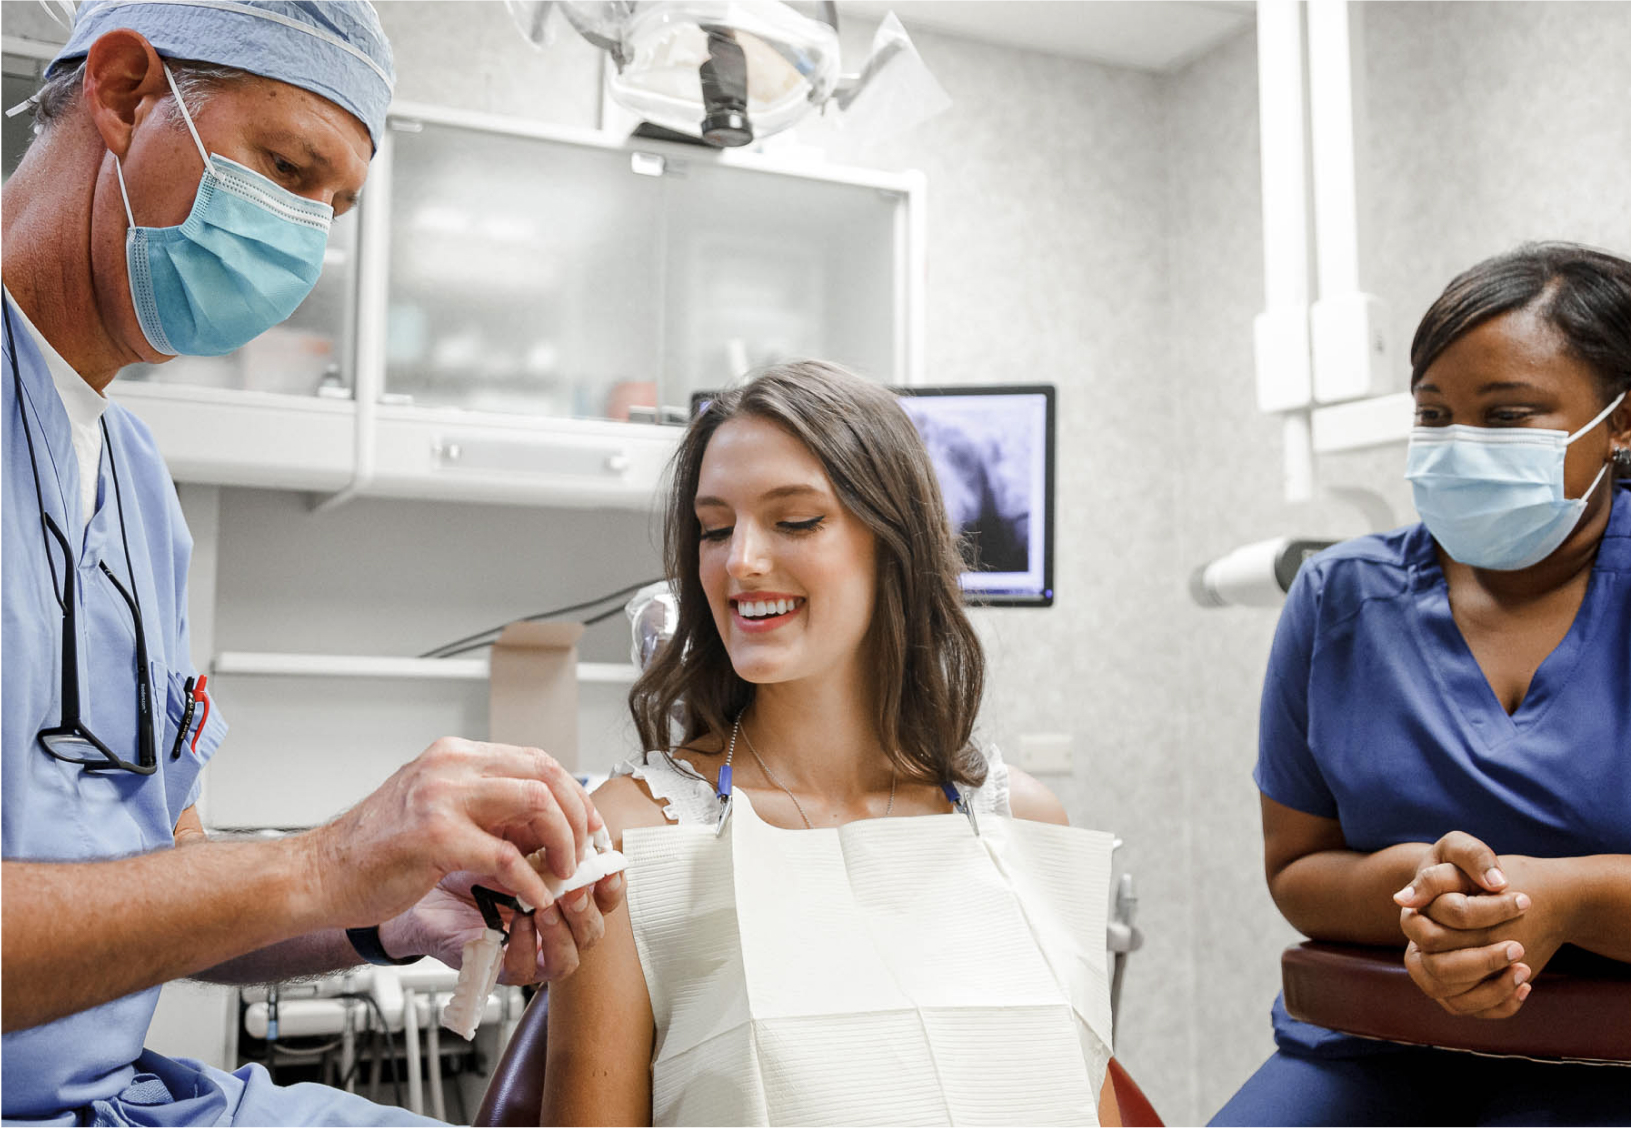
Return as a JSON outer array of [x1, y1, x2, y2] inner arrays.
[[6, 292, 107, 530]]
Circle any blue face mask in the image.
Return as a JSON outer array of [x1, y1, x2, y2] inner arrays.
[[1406, 391, 1626, 571], [115, 64, 333, 357]]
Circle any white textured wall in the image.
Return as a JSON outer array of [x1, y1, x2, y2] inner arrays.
[[376, 0, 604, 125]]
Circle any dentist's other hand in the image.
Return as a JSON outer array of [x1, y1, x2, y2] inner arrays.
[[382, 872, 545, 984], [303, 738, 609, 935], [383, 867, 626, 983], [378, 851, 628, 983]]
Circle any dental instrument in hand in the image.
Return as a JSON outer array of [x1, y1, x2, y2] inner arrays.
[[440, 828, 627, 1040]]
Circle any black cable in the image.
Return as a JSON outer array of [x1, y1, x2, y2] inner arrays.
[[438, 596, 632, 658], [265, 985, 278, 1085], [451, 1054, 470, 1124], [583, 602, 628, 628], [349, 1001, 386, 1103], [420, 576, 662, 659], [338, 992, 402, 1106], [424, 576, 662, 658], [269, 1036, 346, 1056], [369, 1016, 386, 1102], [334, 1001, 376, 1093]]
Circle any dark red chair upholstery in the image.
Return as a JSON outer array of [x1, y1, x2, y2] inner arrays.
[[477, 988, 1165, 1125], [475, 990, 550, 1127], [1107, 1056, 1163, 1126], [1282, 941, 1631, 1063]]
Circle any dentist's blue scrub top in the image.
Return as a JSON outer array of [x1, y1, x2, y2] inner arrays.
[[1253, 479, 1631, 1055], [3, 299, 437, 1127]]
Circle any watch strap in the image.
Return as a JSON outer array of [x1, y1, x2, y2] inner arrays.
[[346, 925, 419, 967]]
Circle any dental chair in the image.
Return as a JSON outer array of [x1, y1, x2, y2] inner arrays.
[[1282, 942, 1631, 1063]]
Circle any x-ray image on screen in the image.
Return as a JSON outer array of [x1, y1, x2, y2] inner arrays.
[[898, 385, 1054, 606]]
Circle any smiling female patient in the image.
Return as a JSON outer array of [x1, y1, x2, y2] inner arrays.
[[541, 361, 1121, 1126]]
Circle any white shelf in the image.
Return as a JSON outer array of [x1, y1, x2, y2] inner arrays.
[[111, 382, 356, 491], [368, 405, 677, 510], [213, 651, 640, 685], [111, 381, 678, 508]]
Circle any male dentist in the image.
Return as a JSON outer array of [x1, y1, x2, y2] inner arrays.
[[1, 3, 620, 1123]]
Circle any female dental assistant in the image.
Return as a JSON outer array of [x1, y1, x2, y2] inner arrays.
[[3, 4, 619, 1125], [1213, 243, 1631, 1127]]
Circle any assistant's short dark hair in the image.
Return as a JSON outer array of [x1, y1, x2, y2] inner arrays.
[[1410, 242, 1631, 406]]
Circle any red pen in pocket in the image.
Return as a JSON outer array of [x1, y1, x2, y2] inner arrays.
[[169, 675, 212, 760], [189, 675, 211, 756]]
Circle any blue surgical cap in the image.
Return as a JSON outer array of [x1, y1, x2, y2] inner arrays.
[[48, 1, 395, 150]]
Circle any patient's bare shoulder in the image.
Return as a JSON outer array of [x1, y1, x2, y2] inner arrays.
[[1008, 767, 1070, 826], [592, 774, 674, 846]]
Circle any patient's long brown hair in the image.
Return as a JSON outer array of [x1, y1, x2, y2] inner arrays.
[[629, 360, 988, 789]]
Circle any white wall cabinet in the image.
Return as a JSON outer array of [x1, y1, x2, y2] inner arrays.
[[113, 104, 923, 511]]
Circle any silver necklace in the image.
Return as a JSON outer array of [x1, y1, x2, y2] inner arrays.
[[728, 716, 896, 829]]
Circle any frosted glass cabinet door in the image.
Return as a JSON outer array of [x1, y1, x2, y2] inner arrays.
[[121, 208, 359, 396], [3, 52, 49, 182], [385, 122, 665, 420], [660, 159, 902, 403]]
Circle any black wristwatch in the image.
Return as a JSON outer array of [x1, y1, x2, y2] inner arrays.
[[346, 925, 419, 967]]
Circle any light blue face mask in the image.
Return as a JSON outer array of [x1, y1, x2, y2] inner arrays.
[[1406, 391, 1626, 571], [115, 63, 333, 357]]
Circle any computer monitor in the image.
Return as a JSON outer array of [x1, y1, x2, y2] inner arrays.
[[690, 383, 1055, 607]]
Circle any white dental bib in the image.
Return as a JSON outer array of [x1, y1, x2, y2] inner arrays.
[[621, 783, 1115, 1126]]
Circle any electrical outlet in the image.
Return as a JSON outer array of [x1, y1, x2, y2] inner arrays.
[[1016, 732, 1072, 775]]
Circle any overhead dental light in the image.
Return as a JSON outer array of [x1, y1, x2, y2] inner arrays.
[[506, 1, 947, 147]]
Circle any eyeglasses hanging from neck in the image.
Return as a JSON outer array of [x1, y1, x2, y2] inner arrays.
[[6, 300, 157, 775]]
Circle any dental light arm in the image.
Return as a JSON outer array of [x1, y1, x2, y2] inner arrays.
[[1189, 537, 1340, 609]]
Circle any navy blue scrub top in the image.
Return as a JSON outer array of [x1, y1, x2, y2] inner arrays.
[[1254, 480, 1631, 1053]]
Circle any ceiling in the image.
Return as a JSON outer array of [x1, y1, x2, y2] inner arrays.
[[838, 1, 1257, 73]]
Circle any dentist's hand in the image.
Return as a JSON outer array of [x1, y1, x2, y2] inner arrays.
[[381, 867, 624, 983], [302, 738, 620, 941]]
